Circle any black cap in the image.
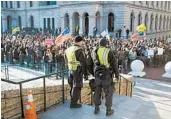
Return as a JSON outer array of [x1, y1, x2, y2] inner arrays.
[[74, 36, 83, 43], [99, 38, 108, 46]]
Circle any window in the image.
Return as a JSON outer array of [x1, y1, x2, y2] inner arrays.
[[30, 16, 34, 28], [1, 1, 3, 8], [163, 16, 166, 29], [5, 1, 8, 8], [155, 16, 158, 30], [39, 1, 56, 6], [167, 17, 169, 29], [145, 13, 148, 31], [108, 13, 114, 32], [47, 18, 50, 29], [156, 1, 158, 7], [52, 18, 55, 29], [170, 17, 171, 29], [168, 1, 170, 10], [50, 1, 56, 5], [7, 16, 11, 30], [30, 1, 33, 7], [138, 12, 142, 25], [165, 1, 167, 10], [18, 16, 22, 29], [17, 1, 20, 8], [130, 12, 134, 32], [43, 18, 46, 29], [47, 1, 50, 5], [151, 1, 154, 7], [150, 14, 153, 31], [10, 1, 12, 8], [159, 16, 162, 30], [161, 1, 163, 8]]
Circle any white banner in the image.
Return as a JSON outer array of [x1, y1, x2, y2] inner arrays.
[[168, 38, 171, 43], [157, 48, 164, 55], [101, 30, 108, 37], [147, 49, 154, 56]]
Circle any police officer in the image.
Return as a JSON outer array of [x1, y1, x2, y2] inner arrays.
[[93, 38, 119, 116], [65, 36, 88, 108]]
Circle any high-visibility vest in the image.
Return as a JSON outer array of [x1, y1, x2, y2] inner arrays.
[[97, 47, 110, 68], [65, 45, 81, 71]]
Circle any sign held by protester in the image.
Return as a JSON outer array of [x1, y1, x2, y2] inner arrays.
[[168, 38, 171, 43], [157, 48, 164, 55], [147, 49, 154, 56], [44, 39, 54, 45], [101, 29, 108, 37]]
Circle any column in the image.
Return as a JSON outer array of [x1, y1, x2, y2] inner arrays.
[[103, 15, 108, 31], [79, 15, 83, 35], [60, 17, 64, 31], [69, 18, 73, 34], [99, 16, 103, 34], [96, 15, 101, 35], [88, 16, 96, 36], [2, 17, 7, 32]]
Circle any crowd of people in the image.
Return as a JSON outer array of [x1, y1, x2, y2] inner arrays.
[[1, 32, 171, 74]]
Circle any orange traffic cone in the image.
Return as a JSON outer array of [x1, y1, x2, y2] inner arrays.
[[25, 90, 37, 119]]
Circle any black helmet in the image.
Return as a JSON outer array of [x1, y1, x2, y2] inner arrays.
[[99, 38, 108, 47]]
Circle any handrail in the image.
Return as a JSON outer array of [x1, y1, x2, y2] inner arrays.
[[118, 74, 135, 97], [1, 70, 67, 118]]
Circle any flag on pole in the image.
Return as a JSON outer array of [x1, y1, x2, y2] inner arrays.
[[55, 28, 72, 46], [12, 27, 20, 34]]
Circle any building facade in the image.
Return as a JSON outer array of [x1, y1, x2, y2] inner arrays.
[[1, 1, 171, 40]]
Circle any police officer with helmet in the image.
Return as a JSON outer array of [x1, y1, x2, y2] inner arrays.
[[93, 38, 119, 116], [65, 36, 88, 108]]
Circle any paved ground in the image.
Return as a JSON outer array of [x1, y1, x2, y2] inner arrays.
[[38, 77, 171, 119], [144, 66, 171, 82]]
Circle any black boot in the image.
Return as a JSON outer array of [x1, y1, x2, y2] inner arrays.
[[70, 103, 82, 108], [94, 106, 100, 114], [106, 107, 114, 116]]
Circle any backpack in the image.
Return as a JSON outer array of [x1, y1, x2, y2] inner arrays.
[[94, 64, 107, 80], [94, 48, 108, 80]]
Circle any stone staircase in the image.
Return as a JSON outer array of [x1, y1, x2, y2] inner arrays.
[[39, 77, 171, 119]]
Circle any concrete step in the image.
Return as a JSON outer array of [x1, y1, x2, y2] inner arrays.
[[39, 77, 171, 119]]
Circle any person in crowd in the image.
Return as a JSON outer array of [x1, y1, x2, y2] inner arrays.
[[128, 47, 137, 68], [126, 28, 129, 39]]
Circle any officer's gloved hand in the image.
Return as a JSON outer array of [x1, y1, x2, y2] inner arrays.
[[95, 60, 100, 66]]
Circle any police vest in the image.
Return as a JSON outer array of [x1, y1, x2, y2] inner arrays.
[[65, 46, 81, 71], [97, 47, 110, 68]]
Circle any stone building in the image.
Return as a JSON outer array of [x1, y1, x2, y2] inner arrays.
[[1, 1, 171, 40]]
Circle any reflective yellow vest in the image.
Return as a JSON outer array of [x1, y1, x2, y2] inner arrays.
[[97, 47, 110, 68], [65, 45, 81, 71]]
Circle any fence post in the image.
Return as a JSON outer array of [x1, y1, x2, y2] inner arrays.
[[7, 65, 9, 80], [62, 71, 65, 103], [130, 83, 133, 97], [126, 80, 128, 96], [43, 77, 46, 111], [5, 66, 7, 80], [19, 83, 24, 118], [118, 75, 121, 95]]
